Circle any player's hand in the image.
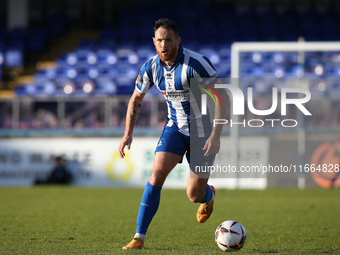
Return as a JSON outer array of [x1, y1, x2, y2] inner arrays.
[[118, 135, 133, 158], [202, 135, 220, 157]]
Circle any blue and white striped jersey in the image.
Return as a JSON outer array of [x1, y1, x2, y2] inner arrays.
[[135, 45, 217, 137]]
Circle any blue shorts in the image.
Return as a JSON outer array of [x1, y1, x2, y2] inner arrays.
[[155, 125, 215, 169]]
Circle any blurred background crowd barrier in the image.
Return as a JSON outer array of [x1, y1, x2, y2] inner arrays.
[[0, 91, 339, 133]]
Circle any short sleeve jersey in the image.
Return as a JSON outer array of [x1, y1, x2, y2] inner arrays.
[[135, 45, 217, 137]]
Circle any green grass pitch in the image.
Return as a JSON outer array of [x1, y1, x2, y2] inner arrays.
[[0, 187, 339, 254]]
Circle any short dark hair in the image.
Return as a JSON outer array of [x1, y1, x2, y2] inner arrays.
[[154, 18, 179, 38]]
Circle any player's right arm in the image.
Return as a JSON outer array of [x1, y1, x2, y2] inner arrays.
[[118, 90, 145, 158]]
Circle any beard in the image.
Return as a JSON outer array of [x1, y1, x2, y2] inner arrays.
[[156, 46, 178, 64]]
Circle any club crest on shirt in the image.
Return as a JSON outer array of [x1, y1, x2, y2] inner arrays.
[[157, 138, 166, 146]]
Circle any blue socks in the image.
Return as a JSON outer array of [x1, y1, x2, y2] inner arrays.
[[135, 182, 212, 241], [136, 181, 162, 237], [200, 184, 214, 203]]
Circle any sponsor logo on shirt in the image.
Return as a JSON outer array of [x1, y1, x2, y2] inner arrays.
[[161, 90, 189, 101]]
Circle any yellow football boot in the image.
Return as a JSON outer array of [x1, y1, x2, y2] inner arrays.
[[196, 185, 215, 223], [122, 237, 145, 250]]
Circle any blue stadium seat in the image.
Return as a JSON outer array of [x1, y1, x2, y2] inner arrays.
[[5, 49, 23, 67], [34, 80, 56, 96], [240, 52, 253, 63], [35, 68, 57, 82], [76, 50, 97, 65], [97, 63, 118, 79], [136, 47, 155, 65], [74, 78, 95, 95], [218, 48, 231, 63], [240, 63, 264, 78], [15, 80, 56, 97], [95, 77, 117, 95], [56, 65, 77, 79], [324, 64, 340, 77], [268, 52, 286, 65], [286, 65, 304, 78], [199, 48, 220, 65], [215, 62, 230, 77], [116, 76, 135, 95], [54, 78, 76, 95], [57, 52, 78, 66], [251, 52, 264, 64], [262, 63, 275, 78], [267, 66, 285, 78], [15, 83, 37, 96], [117, 63, 138, 79], [97, 49, 118, 65], [116, 48, 138, 65], [76, 64, 98, 79]]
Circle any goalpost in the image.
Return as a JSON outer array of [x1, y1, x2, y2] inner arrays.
[[230, 41, 340, 189]]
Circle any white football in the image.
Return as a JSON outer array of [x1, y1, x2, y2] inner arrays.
[[215, 220, 247, 252]]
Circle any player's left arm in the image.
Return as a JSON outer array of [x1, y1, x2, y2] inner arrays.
[[203, 79, 229, 157]]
